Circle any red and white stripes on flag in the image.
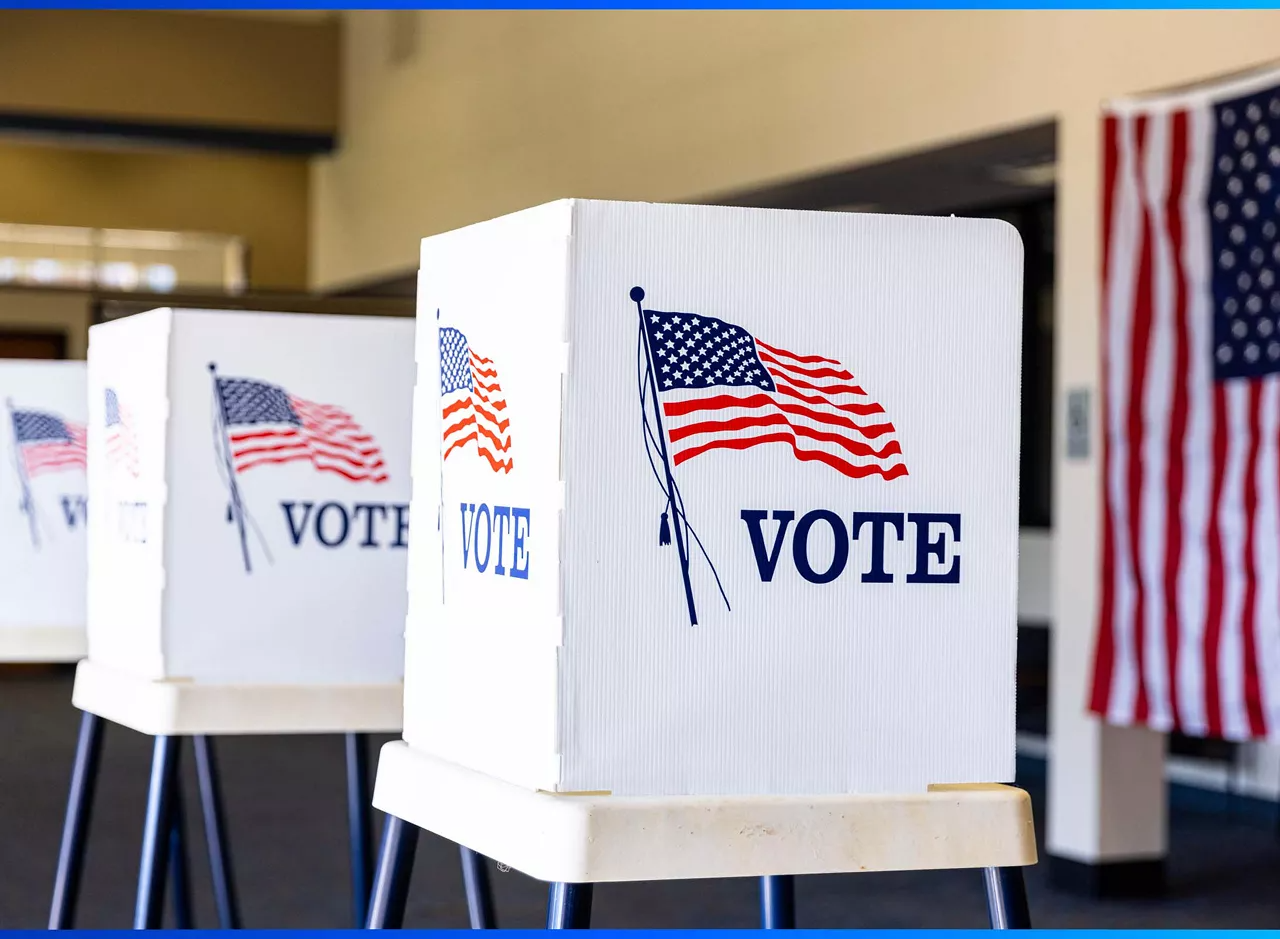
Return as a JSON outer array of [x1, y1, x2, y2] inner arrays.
[[22, 424, 86, 477], [229, 396, 389, 483], [1089, 69, 1280, 740], [439, 326, 513, 474]]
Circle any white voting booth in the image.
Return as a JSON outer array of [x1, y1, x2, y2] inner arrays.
[[76, 308, 412, 730], [371, 200, 1038, 928], [52, 308, 429, 931], [0, 360, 88, 662]]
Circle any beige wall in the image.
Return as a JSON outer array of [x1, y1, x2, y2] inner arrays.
[[0, 139, 310, 290], [0, 11, 337, 134], [310, 11, 1279, 291]]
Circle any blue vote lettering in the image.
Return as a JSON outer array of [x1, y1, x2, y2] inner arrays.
[[460, 502, 531, 579], [280, 501, 408, 549]]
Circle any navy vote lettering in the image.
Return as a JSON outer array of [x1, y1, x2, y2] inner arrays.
[[459, 502, 530, 579], [741, 509, 961, 585], [279, 501, 408, 549], [60, 495, 88, 530]]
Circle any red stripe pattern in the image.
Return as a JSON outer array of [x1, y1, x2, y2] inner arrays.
[[1090, 75, 1280, 740], [21, 426, 86, 477], [216, 376, 388, 484], [439, 326, 513, 474], [105, 388, 140, 478], [641, 306, 907, 480]]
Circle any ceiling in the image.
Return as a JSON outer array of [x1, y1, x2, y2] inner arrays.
[[712, 121, 1057, 216]]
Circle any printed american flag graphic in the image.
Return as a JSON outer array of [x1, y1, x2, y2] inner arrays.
[[214, 376, 388, 483], [640, 307, 907, 480], [440, 326, 513, 474], [1091, 70, 1280, 740], [11, 408, 86, 478], [105, 388, 140, 478]]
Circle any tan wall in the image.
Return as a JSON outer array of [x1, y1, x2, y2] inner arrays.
[[310, 10, 1279, 291], [0, 290, 92, 359], [0, 139, 309, 290], [0, 10, 338, 134]]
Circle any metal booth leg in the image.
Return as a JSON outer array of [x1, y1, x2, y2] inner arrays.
[[459, 847, 497, 928], [346, 733, 375, 928], [760, 874, 796, 928], [168, 787, 194, 929], [194, 735, 241, 929], [982, 867, 1032, 929], [366, 814, 420, 929], [49, 711, 105, 929], [133, 735, 183, 929], [546, 882, 593, 929]]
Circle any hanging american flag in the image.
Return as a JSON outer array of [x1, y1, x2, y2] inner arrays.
[[213, 376, 388, 484], [10, 408, 86, 478], [440, 326, 513, 474], [638, 306, 907, 480], [105, 388, 140, 478], [1090, 70, 1280, 740]]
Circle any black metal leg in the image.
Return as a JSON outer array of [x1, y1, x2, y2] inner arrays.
[[760, 874, 796, 928], [49, 711, 105, 930], [168, 787, 193, 929], [459, 847, 497, 928], [546, 882, 593, 929], [346, 733, 374, 929], [367, 814, 419, 929], [194, 735, 241, 929], [983, 867, 1032, 929], [134, 735, 182, 930]]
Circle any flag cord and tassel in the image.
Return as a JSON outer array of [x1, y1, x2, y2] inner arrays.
[[659, 511, 671, 546]]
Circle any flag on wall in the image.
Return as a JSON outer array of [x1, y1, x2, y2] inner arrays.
[[1090, 68, 1280, 740]]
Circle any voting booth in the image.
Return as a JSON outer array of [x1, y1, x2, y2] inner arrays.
[[49, 308, 465, 931], [372, 200, 1036, 928], [0, 360, 88, 662]]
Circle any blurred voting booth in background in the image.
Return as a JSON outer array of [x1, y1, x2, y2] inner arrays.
[[51, 308, 421, 931], [0, 359, 88, 662]]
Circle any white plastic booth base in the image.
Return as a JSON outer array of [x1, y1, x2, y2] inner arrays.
[[0, 626, 86, 663], [51, 661, 406, 931], [368, 740, 1039, 929], [71, 659, 403, 736]]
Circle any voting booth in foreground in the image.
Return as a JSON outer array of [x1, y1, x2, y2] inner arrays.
[[51, 308, 434, 931], [0, 360, 88, 662], [371, 200, 1036, 928]]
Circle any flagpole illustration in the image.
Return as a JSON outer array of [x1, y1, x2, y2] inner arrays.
[[6, 397, 39, 549], [209, 363, 252, 573], [631, 286, 698, 627]]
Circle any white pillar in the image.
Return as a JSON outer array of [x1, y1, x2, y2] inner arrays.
[[1045, 100, 1167, 895]]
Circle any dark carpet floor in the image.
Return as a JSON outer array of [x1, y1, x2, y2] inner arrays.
[[2, 668, 1279, 929]]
